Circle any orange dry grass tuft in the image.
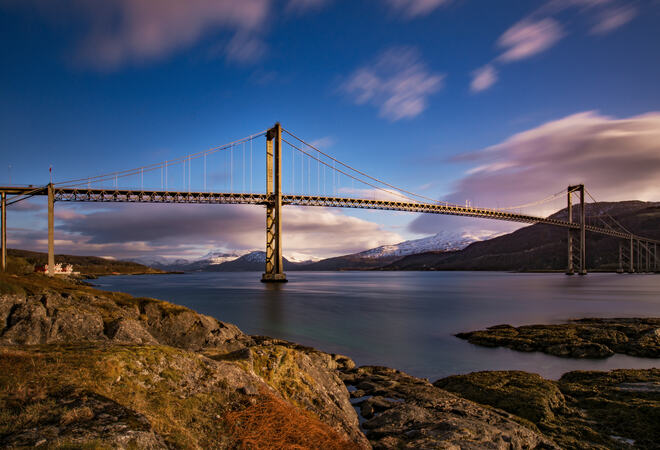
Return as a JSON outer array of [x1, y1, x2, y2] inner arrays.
[[224, 391, 359, 450]]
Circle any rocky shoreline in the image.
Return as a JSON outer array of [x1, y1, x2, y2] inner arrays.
[[0, 273, 658, 448]]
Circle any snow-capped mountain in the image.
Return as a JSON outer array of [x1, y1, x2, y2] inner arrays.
[[127, 256, 191, 269], [197, 250, 250, 265], [126, 231, 493, 272], [357, 231, 490, 260]]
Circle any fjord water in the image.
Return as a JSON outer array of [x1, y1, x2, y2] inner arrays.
[[96, 272, 660, 380]]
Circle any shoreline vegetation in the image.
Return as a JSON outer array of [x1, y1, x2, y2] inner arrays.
[[7, 247, 659, 276], [0, 272, 658, 448]]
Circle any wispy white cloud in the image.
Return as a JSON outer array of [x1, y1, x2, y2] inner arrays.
[[341, 46, 444, 121], [470, 64, 498, 93], [309, 136, 336, 149], [385, 0, 452, 18], [79, 0, 272, 68], [4, 0, 276, 69], [590, 5, 636, 34], [471, 0, 637, 91], [410, 110, 660, 234], [497, 18, 564, 62]]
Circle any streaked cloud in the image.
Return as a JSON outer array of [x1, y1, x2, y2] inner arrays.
[[341, 46, 444, 121], [470, 64, 498, 93], [410, 110, 660, 234], [386, 0, 452, 18], [10, 203, 402, 261], [497, 18, 564, 62], [309, 136, 336, 149], [591, 5, 636, 34], [471, 0, 638, 91], [81, 0, 271, 68], [3, 0, 273, 69]]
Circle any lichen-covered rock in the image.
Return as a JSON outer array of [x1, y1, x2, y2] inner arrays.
[[248, 336, 369, 448], [435, 371, 566, 425], [342, 366, 558, 449], [1, 301, 51, 345], [0, 286, 247, 351], [48, 307, 106, 343], [436, 368, 660, 450], [141, 301, 244, 350], [106, 318, 158, 345], [0, 275, 368, 448], [2, 390, 167, 449], [457, 318, 660, 358]]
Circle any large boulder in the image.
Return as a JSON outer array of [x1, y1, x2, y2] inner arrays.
[[245, 337, 369, 448], [342, 366, 558, 449]]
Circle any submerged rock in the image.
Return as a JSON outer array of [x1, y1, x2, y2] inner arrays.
[[456, 318, 660, 358]]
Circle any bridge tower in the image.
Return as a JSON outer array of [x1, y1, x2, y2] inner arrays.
[[1, 191, 6, 272], [566, 184, 586, 275], [261, 123, 287, 283], [48, 183, 55, 276]]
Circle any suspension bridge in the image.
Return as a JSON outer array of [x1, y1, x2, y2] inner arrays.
[[0, 123, 657, 281]]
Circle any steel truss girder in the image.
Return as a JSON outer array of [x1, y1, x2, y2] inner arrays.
[[51, 188, 652, 243]]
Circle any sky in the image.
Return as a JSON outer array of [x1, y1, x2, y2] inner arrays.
[[2, 0, 660, 261]]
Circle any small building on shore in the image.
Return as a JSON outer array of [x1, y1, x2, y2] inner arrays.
[[35, 263, 79, 275]]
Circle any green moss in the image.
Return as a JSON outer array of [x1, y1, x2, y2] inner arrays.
[[249, 345, 317, 408], [0, 344, 246, 448], [436, 371, 563, 426], [437, 369, 660, 449]]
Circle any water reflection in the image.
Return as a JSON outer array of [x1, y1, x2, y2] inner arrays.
[[262, 282, 285, 333], [97, 271, 660, 380]]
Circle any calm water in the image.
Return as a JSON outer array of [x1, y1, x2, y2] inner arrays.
[[95, 271, 660, 380]]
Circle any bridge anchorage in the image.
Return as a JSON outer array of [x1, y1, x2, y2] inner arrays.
[[0, 122, 659, 279]]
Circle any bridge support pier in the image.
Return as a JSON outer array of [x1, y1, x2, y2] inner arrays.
[[261, 123, 287, 283], [566, 185, 586, 275], [629, 237, 635, 273], [1, 192, 6, 272], [48, 183, 55, 276]]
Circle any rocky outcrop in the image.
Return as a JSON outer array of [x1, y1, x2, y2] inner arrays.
[[0, 288, 245, 351], [341, 366, 558, 449], [3, 390, 167, 449], [436, 369, 660, 449], [245, 336, 368, 447], [457, 318, 660, 358], [5, 274, 658, 449], [0, 275, 367, 449], [0, 344, 283, 449], [436, 371, 566, 426]]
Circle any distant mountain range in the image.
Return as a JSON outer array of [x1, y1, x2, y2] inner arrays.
[[384, 201, 660, 272], [124, 200, 660, 273], [296, 231, 486, 271], [127, 231, 485, 272]]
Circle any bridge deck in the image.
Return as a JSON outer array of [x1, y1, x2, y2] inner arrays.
[[32, 187, 640, 242]]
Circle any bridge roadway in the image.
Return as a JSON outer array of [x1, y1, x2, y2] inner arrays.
[[41, 186, 649, 242]]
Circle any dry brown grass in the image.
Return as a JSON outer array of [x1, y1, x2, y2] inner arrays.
[[224, 390, 358, 450], [60, 406, 94, 425]]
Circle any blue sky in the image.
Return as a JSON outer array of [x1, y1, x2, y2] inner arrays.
[[2, 0, 660, 260]]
